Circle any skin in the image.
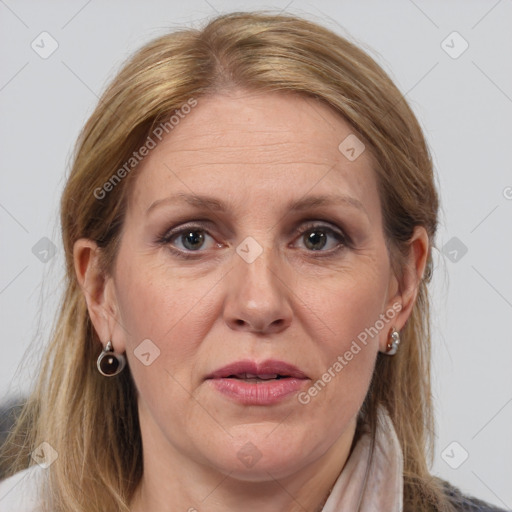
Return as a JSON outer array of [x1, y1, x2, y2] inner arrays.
[[74, 89, 428, 512]]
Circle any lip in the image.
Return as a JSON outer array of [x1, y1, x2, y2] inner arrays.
[[206, 359, 309, 405]]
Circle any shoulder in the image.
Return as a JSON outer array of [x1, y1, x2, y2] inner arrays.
[[0, 465, 44, 512], [441, 480, 511, 512]]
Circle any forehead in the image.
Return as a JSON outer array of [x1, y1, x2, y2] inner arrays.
[[128, 89, 381, 220]]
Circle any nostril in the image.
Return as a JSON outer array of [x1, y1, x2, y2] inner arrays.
[[228, 316, 289, 333]]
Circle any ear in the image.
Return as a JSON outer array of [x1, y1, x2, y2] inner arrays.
[[380, 226, 429, 353], [73, 238, 120, 350]]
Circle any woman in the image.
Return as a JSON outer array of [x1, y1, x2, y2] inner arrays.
[[0, 11, 507, 512]]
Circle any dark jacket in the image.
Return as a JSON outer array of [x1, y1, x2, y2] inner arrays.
[[442, 480, 510, 512]]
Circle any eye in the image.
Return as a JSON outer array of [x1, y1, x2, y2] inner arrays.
[[293, 224, 348, 252], [158, 224, 220, 253], [175, 229, 212, 251], [157, 221, 349, 258]]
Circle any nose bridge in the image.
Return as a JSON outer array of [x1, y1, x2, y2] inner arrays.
[[239, 242, 281, 296]]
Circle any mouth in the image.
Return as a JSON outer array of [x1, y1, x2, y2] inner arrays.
[[206, 359, 309, 381], [205, 359, 309, 405]]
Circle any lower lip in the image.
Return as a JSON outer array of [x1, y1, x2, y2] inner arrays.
[[207, 378, 308, 405]]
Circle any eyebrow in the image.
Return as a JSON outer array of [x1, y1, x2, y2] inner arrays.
[[146, 192, 367, 217]]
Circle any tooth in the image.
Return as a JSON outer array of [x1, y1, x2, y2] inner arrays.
[[232, 373, 284, 380], [258, 373, 279, 380], [233, 373, 281, 380]]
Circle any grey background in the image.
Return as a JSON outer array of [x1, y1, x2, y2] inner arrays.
[[1, 0, 511, 508]]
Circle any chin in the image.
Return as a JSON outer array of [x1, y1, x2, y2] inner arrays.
[[216, 453, 308, 482], [203, 432, 318, 481]]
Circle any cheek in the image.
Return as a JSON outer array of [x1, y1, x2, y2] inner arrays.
[[112, 259, 221, 383], [116, 255, 205, 332], [296, 264, 389, 408], [112, 266, 219, 444], [300, 260, 390, 350]]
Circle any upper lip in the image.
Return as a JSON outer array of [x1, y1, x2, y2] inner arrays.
[[206, 359, 309, 380]]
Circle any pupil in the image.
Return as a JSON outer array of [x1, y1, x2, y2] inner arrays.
[[183, 230, 204, 250], [305, 230, 326, 250]]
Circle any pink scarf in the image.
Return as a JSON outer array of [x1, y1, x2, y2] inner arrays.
[[322, 406, 403, 511]]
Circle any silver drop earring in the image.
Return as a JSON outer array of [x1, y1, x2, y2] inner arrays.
[[97, 341, 126, 376], [385, 328, 400, 356]]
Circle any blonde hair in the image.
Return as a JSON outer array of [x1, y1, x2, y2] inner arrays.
[[1, 11, 452, 511]]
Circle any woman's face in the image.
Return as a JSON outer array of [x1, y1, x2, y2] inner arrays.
[[90, 90, 415, 481]]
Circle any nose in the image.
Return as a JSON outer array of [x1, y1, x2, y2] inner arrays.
[[223, 247, 293, 335]]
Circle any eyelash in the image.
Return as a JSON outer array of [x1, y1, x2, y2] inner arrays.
[[156, 221, 351, 260]]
